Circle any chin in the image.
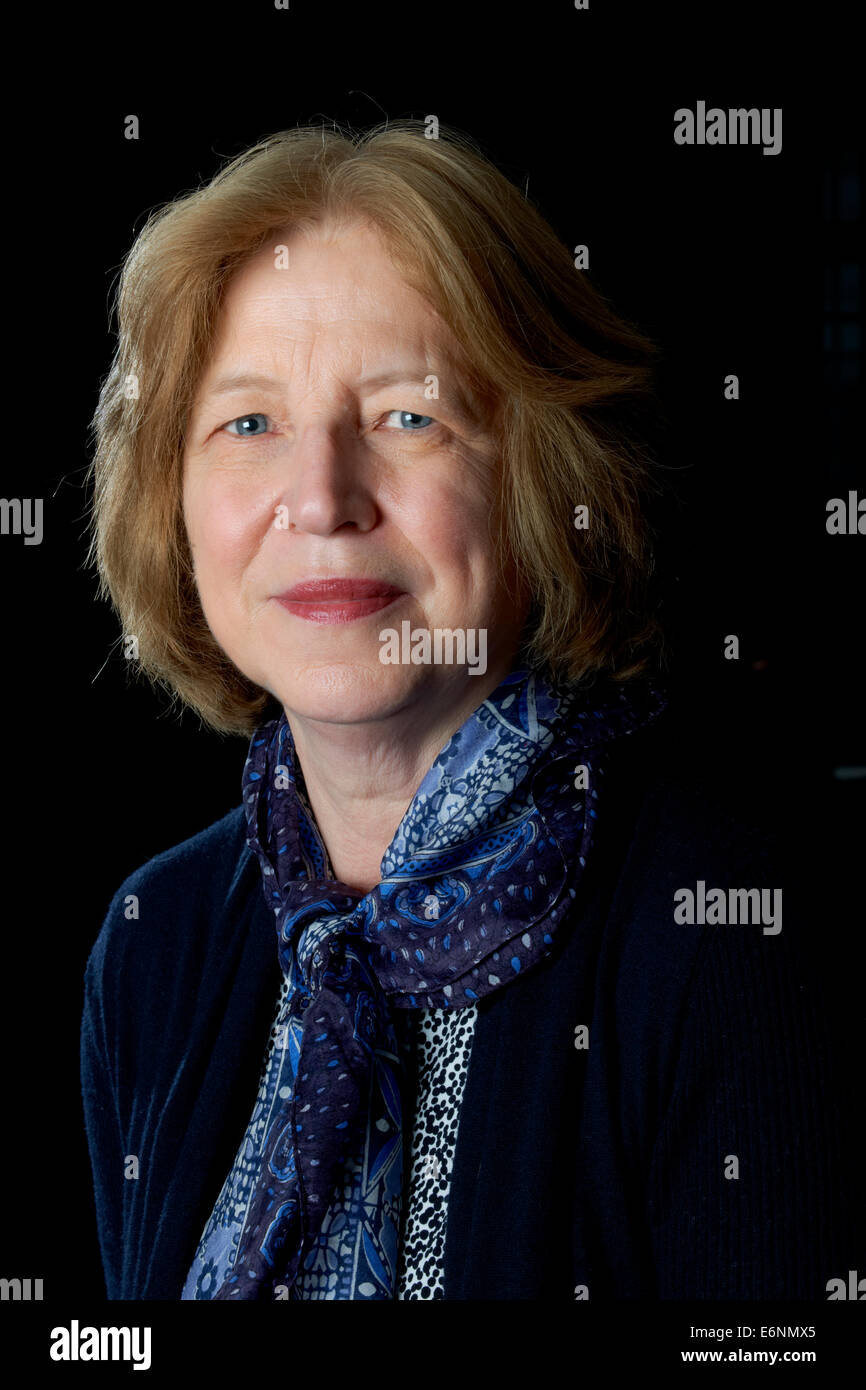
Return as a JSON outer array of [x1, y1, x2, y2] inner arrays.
[[271, 663, 423, 724]]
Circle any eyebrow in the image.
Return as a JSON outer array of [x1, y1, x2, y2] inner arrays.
[[204, 369, 447, 395], [199, 368, 483, 423], [203, 372, 286, 397]]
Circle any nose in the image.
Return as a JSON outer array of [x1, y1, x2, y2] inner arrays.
[[280, 421, 378, 536]]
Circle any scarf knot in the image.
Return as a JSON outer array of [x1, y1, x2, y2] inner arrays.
[[212, 667, 666, 1299]]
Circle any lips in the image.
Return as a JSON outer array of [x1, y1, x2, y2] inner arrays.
[[278, 578, 404, 601], [273, 576, 406, 625]]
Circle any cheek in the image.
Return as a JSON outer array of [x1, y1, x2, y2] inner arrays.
[[408, 473, 514, 611], [399, 471, 492, 549], [184, 471, 262, 575]]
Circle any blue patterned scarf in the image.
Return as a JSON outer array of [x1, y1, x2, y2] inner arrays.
[[211, 666, 666, 1299]]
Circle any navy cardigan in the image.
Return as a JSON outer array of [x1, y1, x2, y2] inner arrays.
[[80, 718, 857, 1300]]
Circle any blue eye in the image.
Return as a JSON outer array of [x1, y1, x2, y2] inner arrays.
[[221, 409, 436, 438], [384, 410, 434, 430], [224, 413, 269, 437]]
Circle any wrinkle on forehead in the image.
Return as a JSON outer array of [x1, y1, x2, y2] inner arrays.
[[197, 220, 496, 426]]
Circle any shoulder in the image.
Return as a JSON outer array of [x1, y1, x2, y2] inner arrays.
[[83, 804, 258, 1002], [594, 708, 785, 1021], [585, 717, 826, 1154], [99, 802, 252, 925], [605, 702, 777, 877]]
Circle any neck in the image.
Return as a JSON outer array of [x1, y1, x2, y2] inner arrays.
[[286, 664, 517, 894]]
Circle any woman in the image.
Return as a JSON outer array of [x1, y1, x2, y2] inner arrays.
[[81, 119, 851, 1301]]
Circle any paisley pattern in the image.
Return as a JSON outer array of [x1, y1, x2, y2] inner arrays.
[[185, 666, 665, 1300], [182, 974, 294, 1299]]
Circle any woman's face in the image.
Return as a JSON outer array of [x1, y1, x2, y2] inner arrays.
[[182, 217, 530, 727]]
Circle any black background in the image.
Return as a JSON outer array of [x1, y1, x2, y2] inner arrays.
[[2, 0, 862, 1360]]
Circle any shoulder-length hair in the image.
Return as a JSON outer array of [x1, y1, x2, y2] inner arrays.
[[87, 118, 666, 737]]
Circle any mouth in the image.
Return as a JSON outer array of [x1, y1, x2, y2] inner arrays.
[[273, 578, 406, 625]]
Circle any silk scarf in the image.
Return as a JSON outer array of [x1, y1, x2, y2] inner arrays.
[[212, 666, 666, 1299]]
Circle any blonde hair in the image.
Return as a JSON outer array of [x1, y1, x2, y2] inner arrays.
[[87, 118, 666, 737]]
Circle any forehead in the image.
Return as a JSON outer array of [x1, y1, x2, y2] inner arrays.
[[211, 218, 453, 355]]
